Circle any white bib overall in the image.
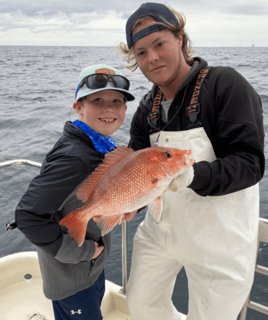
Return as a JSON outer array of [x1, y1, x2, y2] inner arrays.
[[127, 128, 259, 320]]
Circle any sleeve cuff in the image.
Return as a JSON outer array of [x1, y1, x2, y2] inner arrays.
[[188, 162, 212, 192]]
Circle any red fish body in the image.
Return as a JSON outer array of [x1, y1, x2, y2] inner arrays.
[[59, 146, 194, 246]]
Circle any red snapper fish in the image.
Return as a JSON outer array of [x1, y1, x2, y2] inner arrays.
[[59, 146, 194, 246]]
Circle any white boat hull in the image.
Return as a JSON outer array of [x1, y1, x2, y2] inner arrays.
[[0, 252, 53, 320], [0, 251, 186, 320]]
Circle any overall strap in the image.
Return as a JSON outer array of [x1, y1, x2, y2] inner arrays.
[[187, 67, 210, 129], [148, 66, 210, 131], [148, 89, 163, 127]]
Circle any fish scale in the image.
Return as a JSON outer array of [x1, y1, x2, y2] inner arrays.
[[60, 145, 194, 246]]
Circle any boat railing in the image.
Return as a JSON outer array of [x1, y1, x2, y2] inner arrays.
[[0, 159, 42, 169], [1, 159, 128, 294]]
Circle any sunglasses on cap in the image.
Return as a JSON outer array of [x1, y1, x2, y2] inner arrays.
[[75, 73, 130, 99]]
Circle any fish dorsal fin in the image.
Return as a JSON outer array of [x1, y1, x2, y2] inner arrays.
[[102, 145, 134, 167], [76, 145, 134, 203]]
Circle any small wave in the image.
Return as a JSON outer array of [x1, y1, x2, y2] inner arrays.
[[134, 86, 149, 90], [221, 56, 230, 60], [43, 89, 64, 94], [260, 95, 268, 102], [32, 97, 46, 102], [237, 64, 251, 68], [260, 95, 268, 113], [43, 55, 55, 59]]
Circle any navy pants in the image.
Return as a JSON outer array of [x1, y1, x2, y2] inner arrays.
[[52, 271, 105, 320]]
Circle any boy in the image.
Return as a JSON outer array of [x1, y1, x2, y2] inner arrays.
[[15, 64, 135, 320]]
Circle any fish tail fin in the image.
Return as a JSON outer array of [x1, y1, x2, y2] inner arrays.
[[59, 208, 88, 247]]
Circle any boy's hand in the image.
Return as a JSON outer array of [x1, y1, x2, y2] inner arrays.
[[91, 241, 104, 260]]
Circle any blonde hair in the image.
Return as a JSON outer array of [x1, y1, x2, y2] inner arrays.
[[117, 5, 194, 71]]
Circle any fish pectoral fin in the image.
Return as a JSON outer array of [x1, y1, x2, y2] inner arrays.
[[59, 209, 89, 247], [148, 196, 163, 222], [76, 177, 95, 203], [97, 214, 123, 236]]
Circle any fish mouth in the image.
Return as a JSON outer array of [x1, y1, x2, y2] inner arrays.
[[181, 154, 188, 167], [181, 152, 195, 168]]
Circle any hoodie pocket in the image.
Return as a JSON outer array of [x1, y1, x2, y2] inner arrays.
[[87, 248, 104, 277]]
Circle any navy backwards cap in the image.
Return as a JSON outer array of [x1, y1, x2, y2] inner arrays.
[[126, 2, 179, 49]]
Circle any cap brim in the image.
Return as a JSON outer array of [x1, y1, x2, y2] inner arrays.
[[77, 87, 135, 102]]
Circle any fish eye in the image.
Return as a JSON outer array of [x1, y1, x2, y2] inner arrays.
[[164, 151, 172, 158]]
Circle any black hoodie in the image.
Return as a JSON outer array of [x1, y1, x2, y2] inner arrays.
[[129, 57, 265, 196]]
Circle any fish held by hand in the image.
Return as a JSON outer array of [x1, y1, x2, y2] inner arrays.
[[59, 146, 194, 246]]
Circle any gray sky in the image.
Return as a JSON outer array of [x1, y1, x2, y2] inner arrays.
[[0, 0, 267, 47]]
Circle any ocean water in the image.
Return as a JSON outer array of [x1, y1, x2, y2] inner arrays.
[[0, 46, 267, 319]]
